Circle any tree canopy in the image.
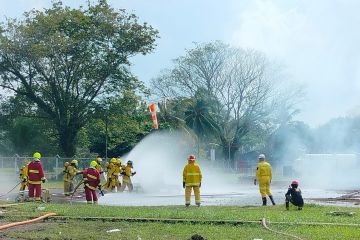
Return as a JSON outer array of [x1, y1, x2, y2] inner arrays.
[[0, 0, 158, 156]]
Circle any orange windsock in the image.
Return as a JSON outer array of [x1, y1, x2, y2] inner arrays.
[[149, 103, 158, 129]]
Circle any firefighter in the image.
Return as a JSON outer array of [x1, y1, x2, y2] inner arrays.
[[63, 160, 79, 196], [95, 157, 103, 174], [27, 152, 46, 201], [183, 154, 202, 207], [254, 154, 275, 206], [107, 158, 120, 192], [83, 161, 101, 204], [120, 160, 136, 192], [285, 180, 304, 210], [19, 160, 31, 201]]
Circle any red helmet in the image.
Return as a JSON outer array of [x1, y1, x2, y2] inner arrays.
[[188, 154, 196, 161], [291, 180, 299, 185]]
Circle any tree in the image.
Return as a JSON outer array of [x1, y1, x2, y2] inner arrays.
[[0, 1, 158, 156], [151, 42, 275, 162]]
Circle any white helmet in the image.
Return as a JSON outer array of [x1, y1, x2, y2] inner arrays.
[[258, 154, 266, 159]]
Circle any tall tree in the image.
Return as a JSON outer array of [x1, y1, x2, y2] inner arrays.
[[152, 42, 274, 161], [0, 1, 158, 156]]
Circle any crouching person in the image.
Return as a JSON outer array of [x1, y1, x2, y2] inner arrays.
[[83, 161, 101, 204], [285, 180, 304, 210]]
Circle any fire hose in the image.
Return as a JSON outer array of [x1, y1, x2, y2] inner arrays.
[[0, 182, 22, 198], [261, 218, 304, 240], [0, 213, 56, 231]]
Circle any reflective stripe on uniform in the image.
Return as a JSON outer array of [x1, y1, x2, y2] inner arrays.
[[187, 173, 200, 176], [29, 170, 39, 173], [85, 183, 96, 190], [87, 174, 97, 179], [185, 182, 200, 186], [28, 180, 42, 184]]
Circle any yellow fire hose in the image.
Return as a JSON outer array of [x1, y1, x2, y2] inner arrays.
[[0, 213, 56, 231]]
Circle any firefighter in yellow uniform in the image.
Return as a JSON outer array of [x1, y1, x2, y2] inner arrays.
[[120, 160, 136, 192], [63, 160, 79, 196], [19, 160, 31, 201], [183, 154, 202, 207], [95, 157, 103, 174], [106, 158, 120, 192], [103, 161, 111, 191], [254, 154, 275, 206]]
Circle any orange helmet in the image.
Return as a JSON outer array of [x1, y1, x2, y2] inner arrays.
[[188, 154, 196, 161]]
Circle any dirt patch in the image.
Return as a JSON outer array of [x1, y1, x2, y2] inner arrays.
[[309, 190, 360, 207], [0, 221, 49, 240]]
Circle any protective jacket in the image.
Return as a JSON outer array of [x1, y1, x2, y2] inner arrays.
[[285, 187, 304, 206], [122, 165, 132, 183], [27, 159, 45, 184], [95, 164, 103, 174], [63, 165, 77, 182], [183, 162, 202, 187], [256, 161, 272, 181], [20, 164, 29, 182], [83, 167, 100, 190]]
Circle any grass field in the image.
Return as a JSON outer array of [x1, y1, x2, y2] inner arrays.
[[1, 202, 360, 239]]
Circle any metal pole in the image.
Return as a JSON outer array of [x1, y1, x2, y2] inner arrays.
[[55, 155, 59, 180], [105, 112, 108, 161]]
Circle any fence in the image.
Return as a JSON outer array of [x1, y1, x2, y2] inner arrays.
[[0, 155, 100, 180]]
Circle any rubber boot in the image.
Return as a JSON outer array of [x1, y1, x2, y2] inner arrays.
[[185, 204, 190, 207], [286, 201, 289, 210], [269, 195, 276, 205], [262, 197, 267, 206], [196, 203, 201, 207]]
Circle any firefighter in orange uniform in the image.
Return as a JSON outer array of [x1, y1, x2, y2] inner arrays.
[[27, 152, 46, 201], [183, 154, 202, 207], [83, 161, 101, 204]]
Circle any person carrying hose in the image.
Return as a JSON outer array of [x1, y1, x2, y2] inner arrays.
[[120, 160, 136, 192], [27, 152, 46, 201], [63, 160, 79, 196], [254, 154, 275, 206], [183, 154, 202, 207], [83, 161, 101, 204], [19, 159, 31, 201]]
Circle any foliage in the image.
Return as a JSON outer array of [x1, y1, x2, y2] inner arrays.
[[0, 0, 158, 156]]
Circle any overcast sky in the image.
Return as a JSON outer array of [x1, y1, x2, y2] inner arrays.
[[1, 0, 359, 127]]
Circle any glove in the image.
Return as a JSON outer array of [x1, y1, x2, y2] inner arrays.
[[254, 179, 256, 185], [182, 182, 185, 189], [132, 171, 137, 176], [199, 182, 201, 188], [42, 178, 47, 183], [22, 178, 27, 183]]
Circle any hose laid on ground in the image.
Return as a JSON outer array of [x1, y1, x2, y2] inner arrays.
[[0, 182, 22, 198], [69, 180, 84, 204], [261, 218, 304, 240], [0, 213, 56, 231]]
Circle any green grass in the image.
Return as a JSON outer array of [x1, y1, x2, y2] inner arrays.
[[1, 203, 360, 239]]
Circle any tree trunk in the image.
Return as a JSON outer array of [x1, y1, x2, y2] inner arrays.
[[58, 125, 79, 157]]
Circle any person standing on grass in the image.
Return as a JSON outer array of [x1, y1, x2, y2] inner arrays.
[[83, 161, 101, 204], [27, 152, 46, 202], [254, 154, 275, 206], [183, 154, 202, 207]]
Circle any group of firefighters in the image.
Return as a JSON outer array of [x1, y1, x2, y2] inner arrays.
[[18, 151, 303, 210], [19, 153, 136, 204]]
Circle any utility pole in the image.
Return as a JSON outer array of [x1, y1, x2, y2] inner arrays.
[[105, 111, 108, 161]]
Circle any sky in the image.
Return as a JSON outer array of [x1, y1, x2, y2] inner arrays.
[[0, 0, 359, 127]]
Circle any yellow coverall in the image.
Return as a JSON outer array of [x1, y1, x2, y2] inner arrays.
[[19, 164, 29, 200], [256, 160, 272, 197], [120, 165, 133, 192], [183, 161, 202, 206], [63, 165, 77, 196]]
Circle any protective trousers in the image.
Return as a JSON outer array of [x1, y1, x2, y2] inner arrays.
[[64, 181, 72, 195], [185, 186, 200, 205], [120, 181, 133, 192], [85, 188, 98, 203], [28, 184, 42, 201], [259, 176, 272, 197]]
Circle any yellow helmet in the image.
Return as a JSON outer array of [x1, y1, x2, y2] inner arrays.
[[71, 159, 78, 166], [33, 152, 41, 159], [64, 162, 70, 167], [110, 158, 117, 164], [116, 159, 122, 165], [90, 161, 98, 167], [105, 162, 110, 168], [96, 157, 102, 163]]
